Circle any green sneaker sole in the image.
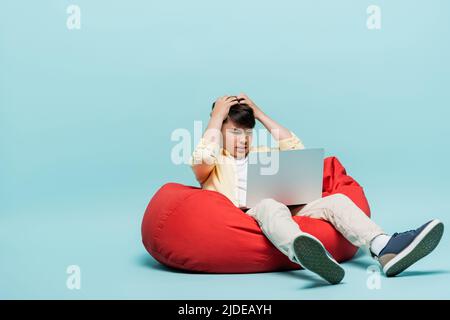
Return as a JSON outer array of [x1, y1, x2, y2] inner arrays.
[[384, 221, 444, 277], [292, 235, 345, 285]]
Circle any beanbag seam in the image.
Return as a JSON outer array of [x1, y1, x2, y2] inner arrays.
[[151, 191, 207, 268]]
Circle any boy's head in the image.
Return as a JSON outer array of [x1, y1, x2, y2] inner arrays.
[[211, 100, 255, 159]]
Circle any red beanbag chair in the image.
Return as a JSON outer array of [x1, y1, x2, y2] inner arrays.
[[141, 156, 371, 273]]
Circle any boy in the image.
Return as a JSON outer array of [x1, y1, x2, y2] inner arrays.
[[189, 93, 444, 284]]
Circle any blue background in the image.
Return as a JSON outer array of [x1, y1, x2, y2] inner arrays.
[[1, 0, 449, 299]]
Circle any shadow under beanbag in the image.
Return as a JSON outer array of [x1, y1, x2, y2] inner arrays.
[[141, 156, 371, 273]]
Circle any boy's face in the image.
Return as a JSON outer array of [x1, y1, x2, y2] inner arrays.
[[221, 119, 253, 159]]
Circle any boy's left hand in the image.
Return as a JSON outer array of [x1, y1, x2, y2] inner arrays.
[[237, 93, 263, 119]]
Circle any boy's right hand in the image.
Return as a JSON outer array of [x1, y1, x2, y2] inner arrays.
[[211, 96, 239, 120]]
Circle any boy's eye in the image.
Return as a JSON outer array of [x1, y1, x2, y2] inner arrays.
[[229, 128, 252, 136]]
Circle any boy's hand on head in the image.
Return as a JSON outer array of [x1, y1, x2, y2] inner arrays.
[[237, 93, 263, 119], [211, 95, 239, 120]]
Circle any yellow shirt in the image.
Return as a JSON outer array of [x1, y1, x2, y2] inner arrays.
[[189, 131, 305, 207]]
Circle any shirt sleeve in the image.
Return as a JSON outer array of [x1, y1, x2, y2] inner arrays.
[[278, 131, 305, 151], [189, 137, 221, 167]]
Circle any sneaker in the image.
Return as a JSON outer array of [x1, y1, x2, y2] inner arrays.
[[376, 219, 444, 277], [291, 233, 345, 285]]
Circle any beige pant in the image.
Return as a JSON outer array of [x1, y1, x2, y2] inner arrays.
[[245, 193, 385, 264]]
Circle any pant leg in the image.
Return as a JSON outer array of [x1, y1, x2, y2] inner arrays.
[[246, 198, 304, 264], [295, 193, 385, 248]]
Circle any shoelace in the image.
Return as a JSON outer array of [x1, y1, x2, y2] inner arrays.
[[392, 227, 417, 238]]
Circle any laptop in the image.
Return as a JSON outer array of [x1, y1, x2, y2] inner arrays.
[[241, 148, 324, 209]]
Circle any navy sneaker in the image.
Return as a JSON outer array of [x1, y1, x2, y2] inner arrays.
[[375, 219, 444, 277], [291, 233, 345, 285]]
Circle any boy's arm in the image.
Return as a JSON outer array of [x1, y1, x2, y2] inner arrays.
[[237, 93, 305, 150], [190, 96, 238, 184], [189, 138, 219, 185]]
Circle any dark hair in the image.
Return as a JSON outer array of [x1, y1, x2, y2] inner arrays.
[[211, 101, 256, 129]]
